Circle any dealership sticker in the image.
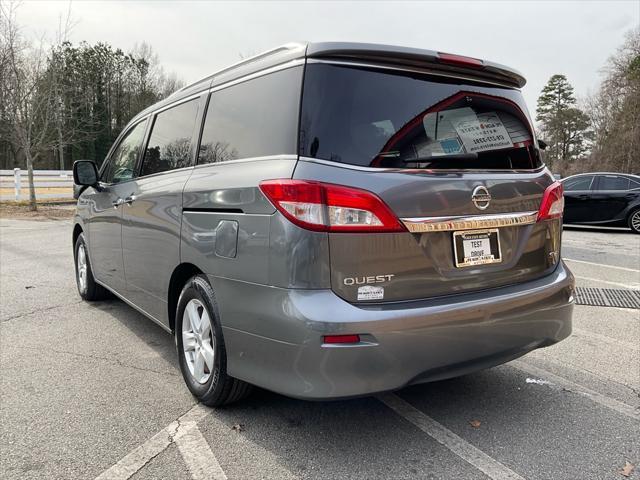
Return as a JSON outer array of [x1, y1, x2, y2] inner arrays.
[[451, 112, 513, 153], [439, 137, 463, 154], [357, 285, 384, 301]]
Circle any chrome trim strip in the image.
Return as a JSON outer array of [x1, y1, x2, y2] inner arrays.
[[193, 154, 298, 169], [298, 156, 398, 172], [297, 156, 546, 175], [209, 59, 305, 94], [153, 92, 202, 115], [173, 43, 306, 95], [401, 211, 538, 233]]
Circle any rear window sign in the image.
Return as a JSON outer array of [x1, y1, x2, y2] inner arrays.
[[419, 137, 462, 157], [451, 112, 513, 153], [440, 137, 463, 154]]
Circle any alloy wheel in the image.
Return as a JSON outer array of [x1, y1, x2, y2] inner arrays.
[[182, 298, 215, 384], [631, 210, 640, 233], [77, 244, 88, 294]]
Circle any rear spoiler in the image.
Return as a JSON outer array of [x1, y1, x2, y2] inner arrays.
[[305, 42, 526, 88]]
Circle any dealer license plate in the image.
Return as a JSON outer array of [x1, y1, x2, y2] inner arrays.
[[453, 229, 502, 268]]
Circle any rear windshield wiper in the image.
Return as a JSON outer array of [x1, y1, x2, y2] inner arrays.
[[402, 153, 479, 163]]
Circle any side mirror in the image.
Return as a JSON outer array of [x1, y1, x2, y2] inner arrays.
[[538, 139, 548, 151], [73, 160, 100, 199], [73, 160, 99, 186]]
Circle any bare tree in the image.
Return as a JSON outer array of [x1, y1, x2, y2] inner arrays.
[[0, 2, 184, 182], [0, 2, 88, 209], [0, 1, 57, 210], [51, 4, 77, 170], [0, 5, 11, 158], [130, 42, 184, 100], [585, 28, 640, 174]]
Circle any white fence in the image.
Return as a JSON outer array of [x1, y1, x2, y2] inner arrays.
[[0, 169, 74, 201]]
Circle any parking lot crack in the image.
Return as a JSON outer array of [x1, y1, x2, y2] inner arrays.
[[10, 344, 179, 377], [569, 365, 640, 402], [127, 424, 179, 474], [1, 300, 83, 323], [167, 418, 182, 444], [628, 385, 640, 401]]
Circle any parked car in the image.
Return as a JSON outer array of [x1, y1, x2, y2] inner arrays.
[[72, 42, 574, 406], [561, 173, 640, 233]]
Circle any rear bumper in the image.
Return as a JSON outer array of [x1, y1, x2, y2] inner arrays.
[[212, 261, 574, 400]]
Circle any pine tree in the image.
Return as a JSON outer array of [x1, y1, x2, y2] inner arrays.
[[536, 75, 591, 171]]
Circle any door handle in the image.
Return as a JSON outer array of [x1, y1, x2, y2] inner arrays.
[[112, 198, 124, 208], [577, 194, 589, 200], [124, 195, 137, 206]]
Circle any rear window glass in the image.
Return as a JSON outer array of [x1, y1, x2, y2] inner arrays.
[[299, 64, 541, 170], [198, 66, 302, 164], [563, 175, 594, 191], [597, 176, 629, 191]]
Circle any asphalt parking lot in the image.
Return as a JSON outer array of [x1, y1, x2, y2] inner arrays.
[[1, 218, 639, 480]]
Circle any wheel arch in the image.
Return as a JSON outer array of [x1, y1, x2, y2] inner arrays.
[[627, 204, 640, 232], [168, 263, 205, 333], [626, 202, 640, 216], [72, 223, 83, 248]]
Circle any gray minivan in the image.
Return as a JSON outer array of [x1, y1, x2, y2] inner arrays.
[[72, 42, 574, 406]]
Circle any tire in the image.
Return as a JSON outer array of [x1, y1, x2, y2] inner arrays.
[[628, 209, 640, 234], [74, 233, 111, 301], [175, 275, 252, 407]]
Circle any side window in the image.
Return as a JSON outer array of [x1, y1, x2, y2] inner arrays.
[[630, 178, 640, 190], [102, 120, 147, 184], [597, 175, 629, 191], [140, 99, 199, 177], [197, 66, 302, 164], [563, 176, 594, 191]]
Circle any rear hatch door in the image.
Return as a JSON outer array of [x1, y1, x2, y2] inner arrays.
[[296, 62, 561, 303]]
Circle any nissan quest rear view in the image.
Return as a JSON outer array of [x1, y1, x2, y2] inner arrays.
[[71, 42, 575, 406]]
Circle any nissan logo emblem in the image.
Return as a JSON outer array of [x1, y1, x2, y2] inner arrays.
[[471, 186, 491, 210]]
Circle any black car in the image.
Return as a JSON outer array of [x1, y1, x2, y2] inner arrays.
[[561, 172, 640, 233]]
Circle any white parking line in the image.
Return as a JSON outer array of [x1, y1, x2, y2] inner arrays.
[[574, 275, 639, 289], [510, 361, 639, 420], [94, 404, 212, 480], [572, 327, 638, 350], [378, 393, 526, 480], [564, 258, 640, 273], [176, 422, 227, 480]]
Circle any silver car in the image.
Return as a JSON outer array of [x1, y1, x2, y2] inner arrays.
[[72, 42, 574, 406]]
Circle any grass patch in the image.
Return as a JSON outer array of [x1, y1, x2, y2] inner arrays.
[[0, 201, 75, 220], [1, 197, 75, 206]]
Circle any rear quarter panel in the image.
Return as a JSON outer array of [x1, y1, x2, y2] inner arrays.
[[180, 157, 328, 288]]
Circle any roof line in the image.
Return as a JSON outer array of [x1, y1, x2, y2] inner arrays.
[[172, 42, 307, 96]]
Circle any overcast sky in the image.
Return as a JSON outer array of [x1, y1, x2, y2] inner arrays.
[[17, 0, 640, 112]]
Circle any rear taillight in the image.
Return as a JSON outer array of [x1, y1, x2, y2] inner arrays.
[[537, 181, 564, 221], [259, 180, 405, 233]]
